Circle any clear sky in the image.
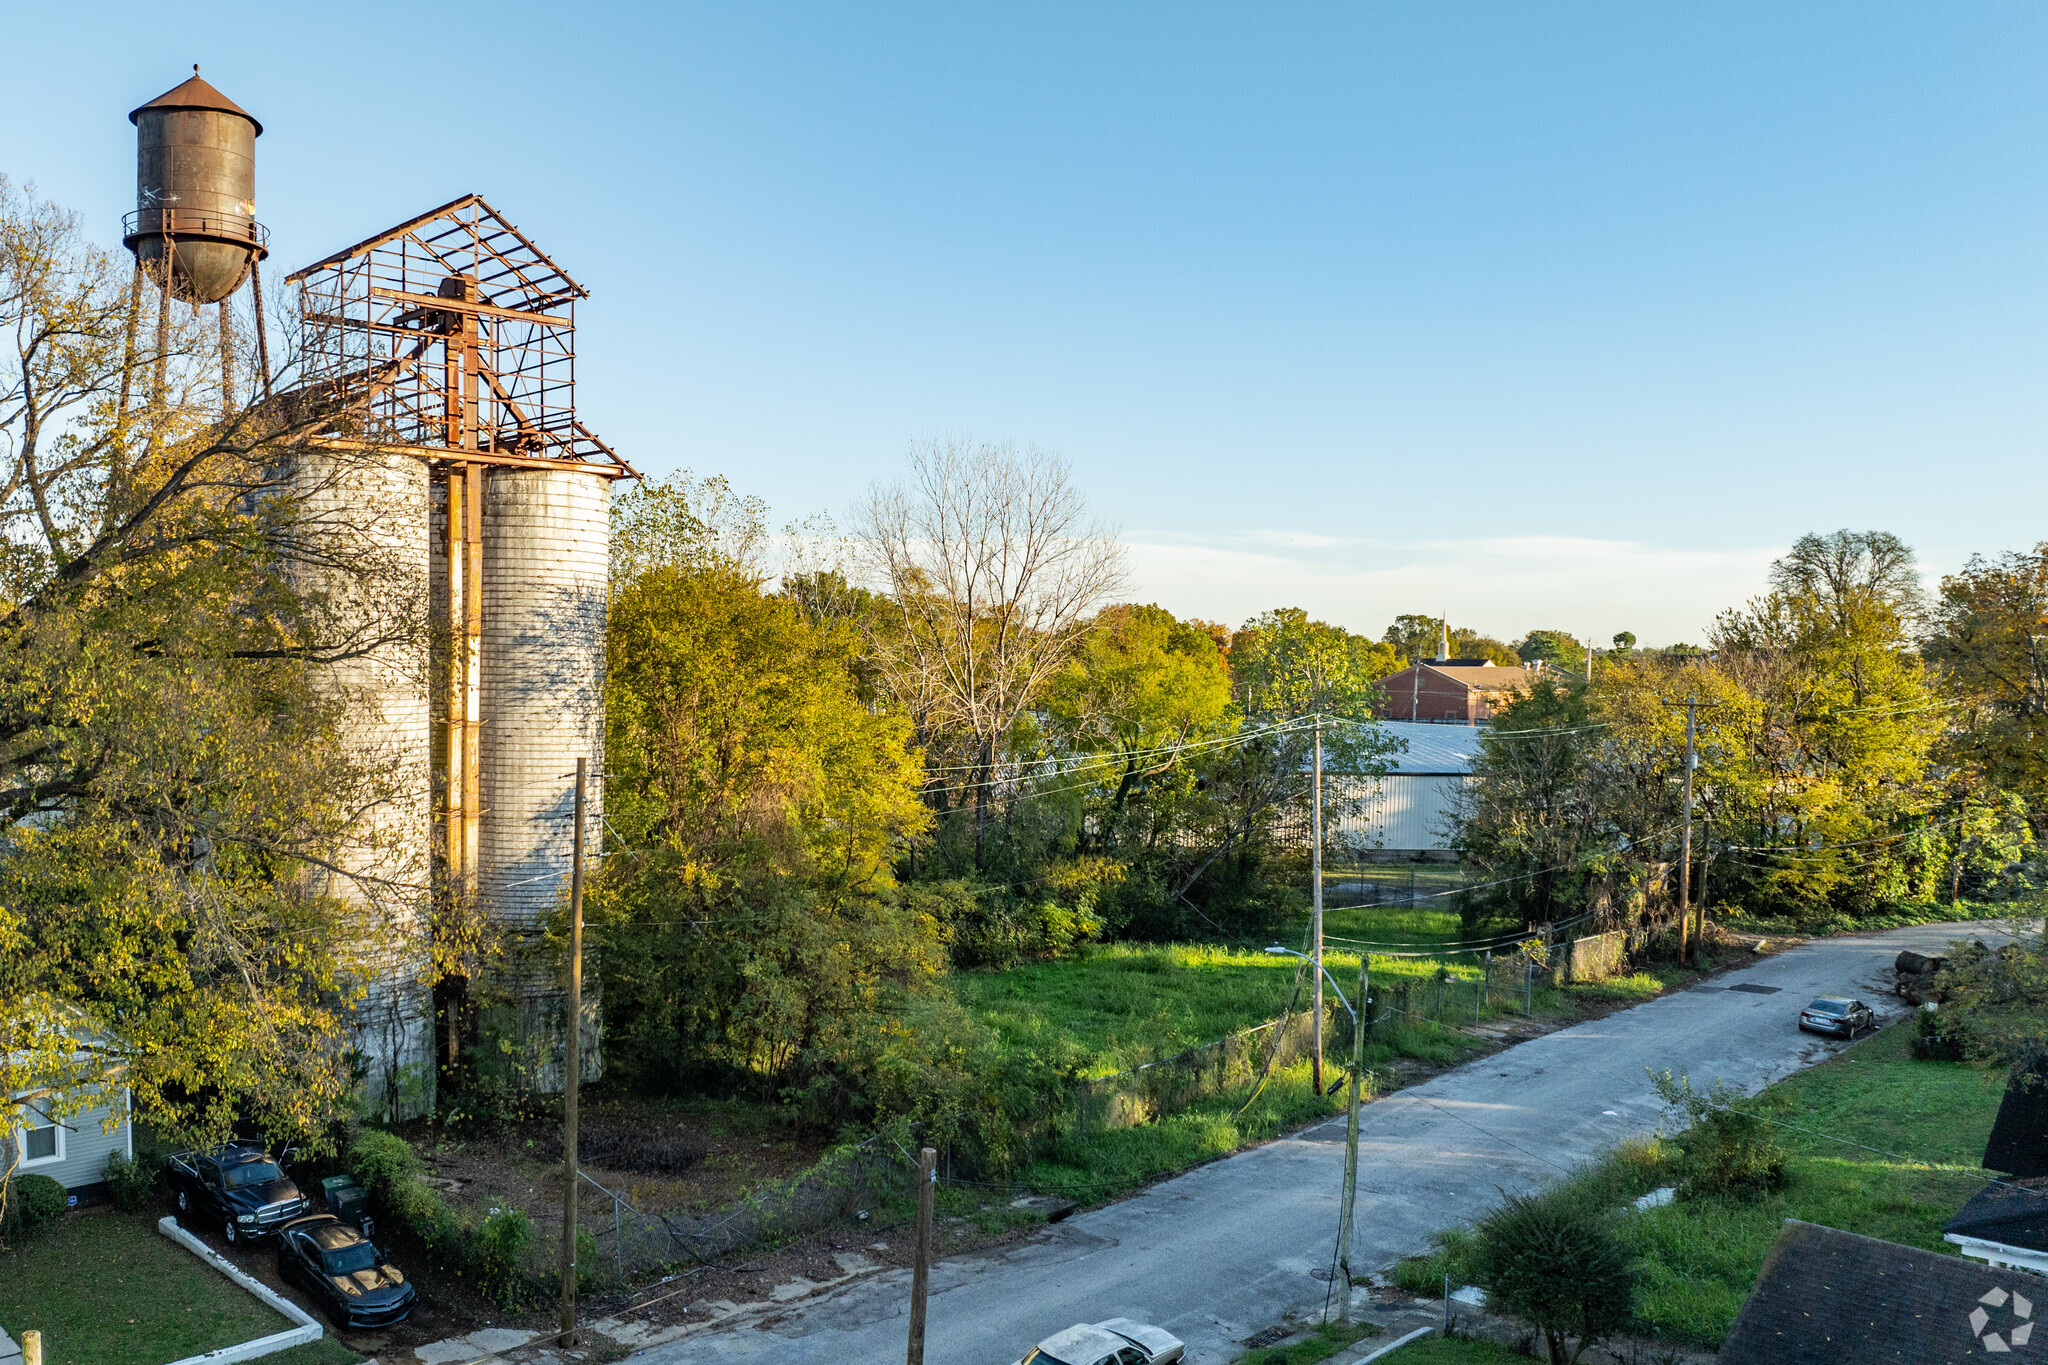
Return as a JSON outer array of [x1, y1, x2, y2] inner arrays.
[[5, 3, 2043, 645]]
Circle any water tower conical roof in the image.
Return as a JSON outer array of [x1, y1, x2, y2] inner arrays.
[[129, 71, 261, 135]]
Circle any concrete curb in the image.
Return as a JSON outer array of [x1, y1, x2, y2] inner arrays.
[[1349, 1325, 1434, 1362], [155, 1216, 325, 1364]]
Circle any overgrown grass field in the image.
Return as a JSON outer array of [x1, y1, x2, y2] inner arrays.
[[0, 1209, 362, 1365]]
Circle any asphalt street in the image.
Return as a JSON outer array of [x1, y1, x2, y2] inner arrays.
[[636, 919, 2010, 1365]]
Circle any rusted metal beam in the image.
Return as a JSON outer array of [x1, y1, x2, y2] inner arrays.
[[462, 461, 482, 891], [287, 194, 486, 282], [313, 436, 636, 479], [372, 287, 572, 328]]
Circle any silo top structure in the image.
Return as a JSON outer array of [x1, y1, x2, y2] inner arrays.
[[125, 68, 267, 305], [287, 194, 634, 962]]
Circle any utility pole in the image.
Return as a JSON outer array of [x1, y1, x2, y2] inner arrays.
[[1337, 953, 1368, 1324], [1311, 714, 1325, 1094], [1663, 695, 1720, 965], [558, 757, 587, 1346], [908, 1146, 937, 1365]]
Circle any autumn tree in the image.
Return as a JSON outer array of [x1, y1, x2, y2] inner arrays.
[[591, 476, 944, 1104], [855, 438, 1126, 869], [0, 178, 421, 1161]]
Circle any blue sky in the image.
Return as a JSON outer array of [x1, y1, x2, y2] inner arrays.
[[5, 3, 2043, 644]]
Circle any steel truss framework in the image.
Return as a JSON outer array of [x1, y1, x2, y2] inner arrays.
[[285, 195, 632, 909]]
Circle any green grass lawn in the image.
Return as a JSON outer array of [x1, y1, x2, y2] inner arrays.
[[952, 928, 1522, 1081], [1014, 1056, 1347, 1199], [953, 943, 1312, 1076], [1230, 1318, 1382, 1364], [1395, 1017, 2010, 1352], [0, 1208, 363, 1365], [1621, 1018, 2006, 1346]]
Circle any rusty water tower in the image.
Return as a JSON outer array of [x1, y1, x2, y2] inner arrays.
[[123, 67, 272, 398]]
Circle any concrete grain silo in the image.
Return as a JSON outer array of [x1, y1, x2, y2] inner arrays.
[[291, 449, 438, 1112], [481, 468, 611, 1088], [281, 194, 634, 1107]]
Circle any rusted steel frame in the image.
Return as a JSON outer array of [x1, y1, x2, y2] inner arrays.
[[286, 193, 488, 282], [371, 286, 571, 328], [444, 465, 468, 896], [462, 461, 482, 891], [312, 437, 633, 478], [471, 355, 541, 442]]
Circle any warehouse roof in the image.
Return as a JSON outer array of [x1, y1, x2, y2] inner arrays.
[[1375, 721, 1486, 776]]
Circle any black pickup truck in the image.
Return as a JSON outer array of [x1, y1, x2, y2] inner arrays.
[[167, 1140, 310, 1246]]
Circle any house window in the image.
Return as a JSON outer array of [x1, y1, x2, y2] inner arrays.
[[18, 1106, 62, 1166]]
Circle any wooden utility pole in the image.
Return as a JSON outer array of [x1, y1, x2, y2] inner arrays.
[[558, 757, 587, 1345], [1311, 714, 1325, 1094], [908, 1146, 937, 1365], [1337, 954, 1368, 1324], [1664, 695, 1720, 964], [21, 1331, 40, 1365]]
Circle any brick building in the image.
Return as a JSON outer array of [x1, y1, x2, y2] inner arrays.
[[1375, 658, 1544, 724]]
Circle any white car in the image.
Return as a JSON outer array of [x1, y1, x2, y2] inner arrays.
[[1017, 1319, 1186, 1365]]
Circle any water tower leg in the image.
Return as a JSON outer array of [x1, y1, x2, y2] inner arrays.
[[249, 260, 272, 400], [148, 250, 173, 457], [218, 303, 235, 413]]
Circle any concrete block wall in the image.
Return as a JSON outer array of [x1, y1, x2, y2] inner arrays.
[[478, 467, 608, 929], [291, 449, 436, 1115]]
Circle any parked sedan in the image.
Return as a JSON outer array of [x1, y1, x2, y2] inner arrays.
[[1799, 996, 1874, 1038], [277, 1213, 415, 1328], [1017, 1318, 1186, 1365]]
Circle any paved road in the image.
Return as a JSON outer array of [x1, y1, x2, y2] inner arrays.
[[637, 920, 2009, 1365]]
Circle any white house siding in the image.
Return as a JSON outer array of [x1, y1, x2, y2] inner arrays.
[[6, 1091, 131, 1195]]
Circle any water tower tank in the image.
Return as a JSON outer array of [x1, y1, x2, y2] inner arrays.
[[125, 69, 266, 305]]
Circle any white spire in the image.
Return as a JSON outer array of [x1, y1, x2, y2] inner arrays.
[[1437, 618, 1450, 662]]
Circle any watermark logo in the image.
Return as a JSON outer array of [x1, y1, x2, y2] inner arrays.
[[1971, 1286, 2034, 1353]]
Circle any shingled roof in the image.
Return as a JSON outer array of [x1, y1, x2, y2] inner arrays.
[[1945, 1179, 2048, 1254], [1985, 1068, 2048, 1178], [1720, 1220, 2041, 1364]]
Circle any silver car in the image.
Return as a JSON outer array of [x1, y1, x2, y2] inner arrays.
[[1017, 1318, 1187, 1365], [1799, 996, 1874, 1038]]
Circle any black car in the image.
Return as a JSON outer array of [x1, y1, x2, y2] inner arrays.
[[1799, 996, 1874, 1038], [167, 1140, 310, 1245], [277, 1213, 416, 1328]]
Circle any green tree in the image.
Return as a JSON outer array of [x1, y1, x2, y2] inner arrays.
[[1044, 603, 1235, 818], [593, 477, 944, 1111], [1517, 629, 1587, 671], [0, 178, 411, 1157], [1711, 531, 1945, 915], [1925, 545, 2048, 834]]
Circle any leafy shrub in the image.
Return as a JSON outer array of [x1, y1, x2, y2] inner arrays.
[[1912, 1003, 1967, 1061], [3, 1172, 68, 1236], [473, 1207, 533, 1306], [102, 1152, 161, 1212], [1473, 1190, 1635, 1365], [347, 1129, 424, 1194], [1651, 1069, 1786, 1198]]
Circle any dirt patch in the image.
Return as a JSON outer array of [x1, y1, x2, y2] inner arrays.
[[407, 1092, 833, 1244]]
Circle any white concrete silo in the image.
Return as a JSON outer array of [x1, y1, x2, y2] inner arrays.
[[478, 466, 610, 1087], [289, 448, 437, 1114]]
